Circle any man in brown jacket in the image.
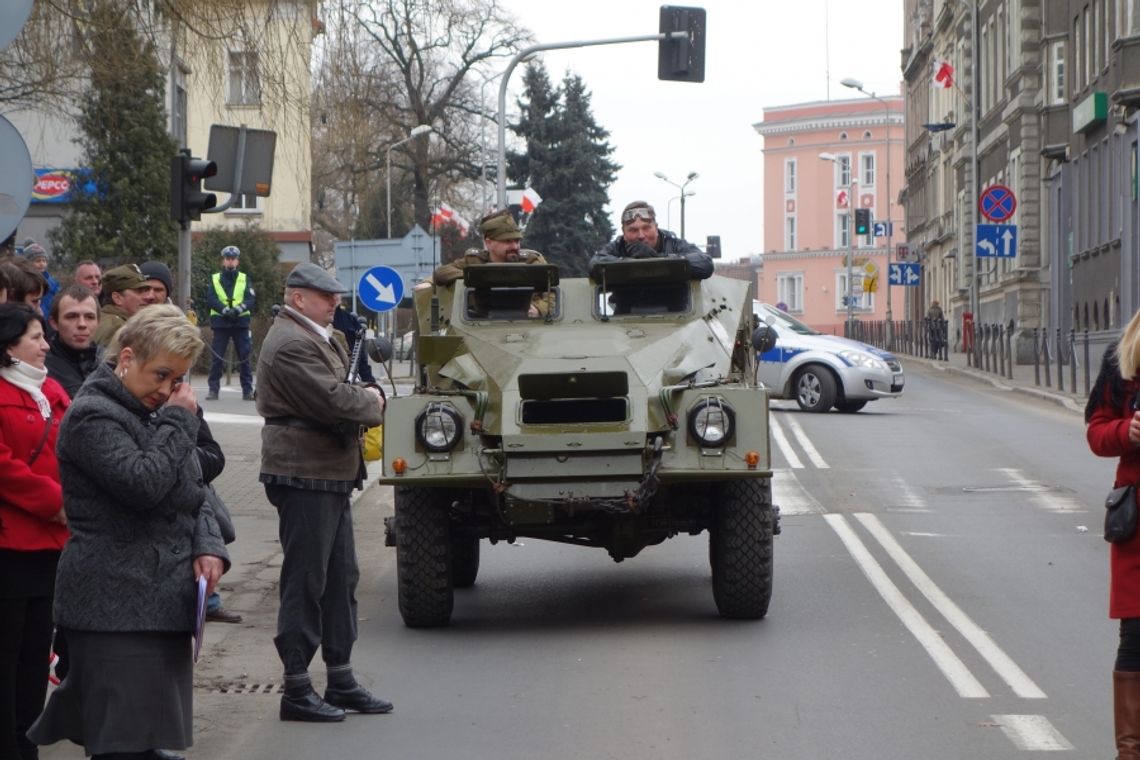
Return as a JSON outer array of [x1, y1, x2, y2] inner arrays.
[[256, 262, 388, 723]]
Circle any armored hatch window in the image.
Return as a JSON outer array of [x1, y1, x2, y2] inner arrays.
[[592, 258, 692, 318], [461, 263, 560, 321]]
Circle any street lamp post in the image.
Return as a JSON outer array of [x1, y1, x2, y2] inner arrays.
[[666, 191, 695, 232], [820, 152, 856, 333], [653, 171, 698, 239], [386, 124, 433, 239], [840, 77, 894, 346]]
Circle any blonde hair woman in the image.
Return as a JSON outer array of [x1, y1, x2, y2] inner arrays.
[[29, 305, 229, 760]]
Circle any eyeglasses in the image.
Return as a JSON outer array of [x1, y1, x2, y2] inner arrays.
[[621, 206, 655, 224]]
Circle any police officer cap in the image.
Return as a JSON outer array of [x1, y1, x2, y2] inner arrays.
[[480, 210, 522, 242], [101, 264, 149, 295], [221, 245, 240, 258], [285, 262, 349, 294]]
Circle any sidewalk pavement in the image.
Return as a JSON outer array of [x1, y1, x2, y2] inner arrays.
[[901, 346, 1089, 415]]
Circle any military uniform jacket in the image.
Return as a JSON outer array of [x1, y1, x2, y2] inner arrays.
[[256, 307, 384, 485], [91, 304, 128, 349], [432, 249, 554, 317]]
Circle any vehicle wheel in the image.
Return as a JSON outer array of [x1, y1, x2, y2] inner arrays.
[[794, 365, 837, 413], [709, 478, 774, 619], [834, 399, 868, 413], [395, 486, 454, 627], [451, 533, 480, 589]]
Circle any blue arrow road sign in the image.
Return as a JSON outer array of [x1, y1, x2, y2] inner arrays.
[[357, 265, 404, 312], [873, 221, 893, 238], [976, 223, 1017, 258], [887, 262, 921, 287]]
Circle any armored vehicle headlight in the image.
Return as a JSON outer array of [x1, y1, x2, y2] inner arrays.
[[415, 403, 463, 452], [688, 398, 735, 447]]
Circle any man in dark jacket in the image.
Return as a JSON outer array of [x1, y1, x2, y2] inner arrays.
[[589, 200, 714, 280], [45, 284, 101, 399], [256, 262, 387, 723], [205, 245, 256, 401]]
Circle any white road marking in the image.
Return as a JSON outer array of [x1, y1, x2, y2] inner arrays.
[[855, 513, 1047, 699], [769, 415, 803, 469], [824, 513, 990, 698], [998, 468, 1085, 513], [889, 473, 929, 512], [770, 469, 823, 515], [991, 714, 1074, 751], [781, 414, 829, 468]]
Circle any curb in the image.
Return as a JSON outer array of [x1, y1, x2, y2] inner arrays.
[[916, 356, 1085, 415]]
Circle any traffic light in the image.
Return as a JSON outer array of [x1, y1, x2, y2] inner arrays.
[[658, 6, 706, 83], [170, 151, 218, 226], [706, 235, 721, 259], [854, 208, 872, 236]]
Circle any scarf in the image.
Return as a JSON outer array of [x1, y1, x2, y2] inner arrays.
[[0, 359, 51, 419]]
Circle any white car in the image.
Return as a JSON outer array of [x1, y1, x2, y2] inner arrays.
[[754, 302, 904, 413]]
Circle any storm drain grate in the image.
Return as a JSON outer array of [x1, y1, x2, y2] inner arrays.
[[209, 681, 284, 695]]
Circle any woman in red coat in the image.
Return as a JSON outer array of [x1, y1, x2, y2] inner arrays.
[[0, 303, 69, 760], [1087, 315, 1140, 760]]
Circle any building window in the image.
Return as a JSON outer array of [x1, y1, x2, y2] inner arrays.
[[785, 159, 796, 193], [776, 272, 804, 312], [836, 271, 873, 312], [1050, 41, 1066, 104], [838, 212, 850, 248], [861, 153, 875, 187], [785, 216, 796, 250], [1073, 16, 1081, 96], [837, 155, 851, 187], [228, 50, 261, 106], [225, 192, 262, 215]]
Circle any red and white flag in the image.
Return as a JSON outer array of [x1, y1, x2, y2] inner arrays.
[[432, 202, 470, 236], [933, 59, 954, 89], [521, 187, 543, 214]]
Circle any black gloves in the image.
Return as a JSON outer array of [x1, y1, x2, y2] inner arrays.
[[626, 241, 658, 259], [222, 306, 239, 319]]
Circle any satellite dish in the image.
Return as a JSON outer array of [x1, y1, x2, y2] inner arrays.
[[0, 0, 34, 51], [0, 115, 34, 243]]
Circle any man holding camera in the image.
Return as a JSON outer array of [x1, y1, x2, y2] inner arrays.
[[206, 245, 257, 400], [588, 200, 713, 280]]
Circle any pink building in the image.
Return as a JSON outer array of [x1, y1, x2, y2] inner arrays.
[[753, 95, 905, 335]]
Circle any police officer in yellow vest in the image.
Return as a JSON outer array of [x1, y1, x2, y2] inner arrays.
[[206, 245, 257, 400]]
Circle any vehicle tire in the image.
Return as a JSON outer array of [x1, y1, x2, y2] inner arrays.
[[709, 478, 774, 619], [794, 365, 837, 413], [834, 399, 868, 413], [451, 533, 480, 589], [395, 486, 454, 627]]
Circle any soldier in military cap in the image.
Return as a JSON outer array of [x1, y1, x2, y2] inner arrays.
[[430, 209, 552, 318], [92, 264, 155, 348]]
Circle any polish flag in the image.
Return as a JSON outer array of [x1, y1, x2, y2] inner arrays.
[[432, 202, 471, 236], [521, 187, 542, 213], [836, 189, 849, 209], [933, 59, 954, 89]]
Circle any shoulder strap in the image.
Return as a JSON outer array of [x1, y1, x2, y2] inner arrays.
[[28, 415, 53, 466]]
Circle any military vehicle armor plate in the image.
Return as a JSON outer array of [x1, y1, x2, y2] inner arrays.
[[379, 258, 778, 627]]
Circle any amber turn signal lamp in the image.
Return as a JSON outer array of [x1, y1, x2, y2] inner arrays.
[[745, 450, 760, 469], [392, 457, 408, 475]]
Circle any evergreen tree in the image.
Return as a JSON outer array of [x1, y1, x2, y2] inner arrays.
[[51, 3, 178, 267], [509, 64, 619, 276]]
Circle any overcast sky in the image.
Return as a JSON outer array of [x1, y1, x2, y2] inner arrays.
[[496, 0, 905, 259]]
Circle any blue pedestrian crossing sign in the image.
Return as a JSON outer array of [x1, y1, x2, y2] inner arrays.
[[888, 262, 921, 287], [357, 265, 404, 313], [976, 223, 1017, 258]]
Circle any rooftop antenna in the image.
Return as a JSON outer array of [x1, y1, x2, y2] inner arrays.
[[824, 0, 831, 100]]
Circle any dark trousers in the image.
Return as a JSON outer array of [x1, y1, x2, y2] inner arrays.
[[208, 326, 253, 394], [1118, 618, 1140, 671], [0, 595, 54, 760], [265, 484, 360, 676]]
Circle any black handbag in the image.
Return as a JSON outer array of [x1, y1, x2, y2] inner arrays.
[[1105, 484, 1138, 544]]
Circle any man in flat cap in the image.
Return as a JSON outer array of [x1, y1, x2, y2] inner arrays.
[[589, 200, 713, 280], [430, 209, 553, 318], [255, 262, 390, 724], [91, 264, 155, 348]]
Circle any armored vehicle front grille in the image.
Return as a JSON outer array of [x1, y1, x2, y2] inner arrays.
[[521, 397, 628, 424]]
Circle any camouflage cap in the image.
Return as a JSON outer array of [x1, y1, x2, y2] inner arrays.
[[480, 210, 522, 242], [101, 264, 150, 295]]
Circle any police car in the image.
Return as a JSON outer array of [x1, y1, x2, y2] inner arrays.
[[754, 302, 904, 413]]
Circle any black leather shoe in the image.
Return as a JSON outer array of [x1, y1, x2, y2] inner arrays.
[[280, 690, 346, 722], [323, 685, 393, 714], [149, 751, 186, 760], [205, 606, 243, 624]]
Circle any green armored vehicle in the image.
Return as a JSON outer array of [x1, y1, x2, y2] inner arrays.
[[379, 258, 778, 627]]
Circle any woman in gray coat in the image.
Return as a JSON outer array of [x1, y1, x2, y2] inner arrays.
[[29, 305, 229, 760]]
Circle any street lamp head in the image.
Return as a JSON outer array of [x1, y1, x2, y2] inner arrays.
[[685, 171, 699, 182], [653, 171, 668, 180], [840, 77, 864, 90], [409, 124, 432, 137], [819, 152, 837, 162]]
